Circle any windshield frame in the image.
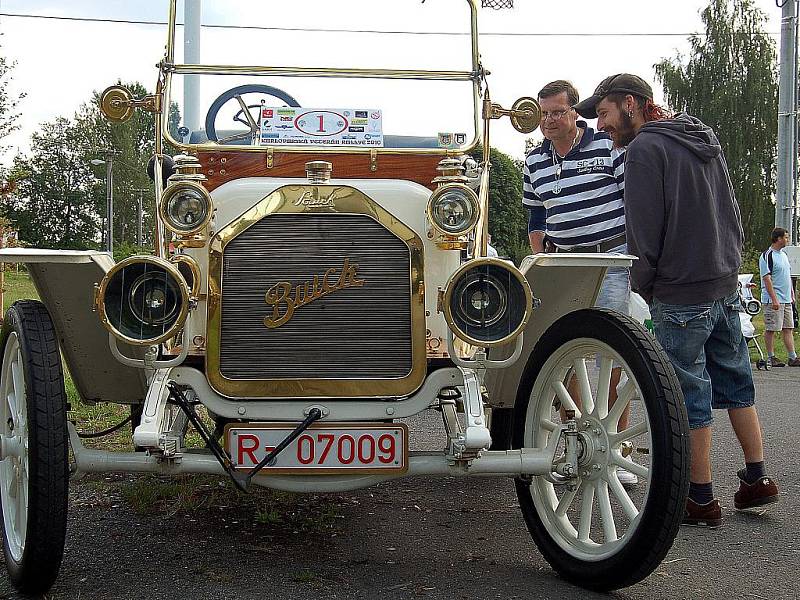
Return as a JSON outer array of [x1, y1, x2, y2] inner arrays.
[[159, 0, 483, 156]]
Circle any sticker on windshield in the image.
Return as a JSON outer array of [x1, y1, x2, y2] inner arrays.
[[260, 108, 383, 146]]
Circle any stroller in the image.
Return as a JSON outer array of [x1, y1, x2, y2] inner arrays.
[[738, 274, 769, 371]]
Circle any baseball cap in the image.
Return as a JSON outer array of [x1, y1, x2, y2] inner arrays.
[[574, 74, 654, 119]]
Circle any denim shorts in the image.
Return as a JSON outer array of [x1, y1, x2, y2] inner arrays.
[[595, 243, 631, 316], [650, 290, 755, 429]]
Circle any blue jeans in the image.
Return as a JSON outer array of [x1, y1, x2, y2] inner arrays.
[[650, 291, 755, 429], [595, 243, 631, 315]]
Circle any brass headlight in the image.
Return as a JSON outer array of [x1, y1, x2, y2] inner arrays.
[[159, 181, 213, 235], [442, 258, 532, 348], [427, 184, 480, 237], [97, 256, 191, 345]]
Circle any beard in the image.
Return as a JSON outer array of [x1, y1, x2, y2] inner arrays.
[[615, 112, 637, 147]]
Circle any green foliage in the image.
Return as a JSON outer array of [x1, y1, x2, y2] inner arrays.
[[655, 0, 777, 250], [5, 81, 180, 250], [0, 44, 24, 154], [473, 147, 530, 264], [113, 241, 153, 262], [6, 118, 102, 249]]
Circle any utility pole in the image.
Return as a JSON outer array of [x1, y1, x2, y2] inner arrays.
[[184, 0, 202, 134], [776, 0, 798, 241], [91, 149, 120, 254], [134, 188, 149, 247]]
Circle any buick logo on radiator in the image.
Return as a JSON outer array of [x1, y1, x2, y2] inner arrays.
[[293, 189, 337, 208], [264, 258, 365, 329]]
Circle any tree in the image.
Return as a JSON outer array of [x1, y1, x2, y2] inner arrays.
[[6, 118, 100, 249], [74, 81, 181, 248], [474, 147, 530, 264], [0, 44, 24, 155], [655, 0, 777, 250]]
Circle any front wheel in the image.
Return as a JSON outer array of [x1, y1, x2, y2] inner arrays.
[[0, 301, 69, 595], [513, 309, 689, 591]]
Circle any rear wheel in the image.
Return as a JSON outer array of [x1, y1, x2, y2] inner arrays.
[[513, 309, 688, 591], [0, 301, 69, 595]]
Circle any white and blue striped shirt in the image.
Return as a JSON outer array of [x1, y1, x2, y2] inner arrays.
[[523, 123, 625, 249]]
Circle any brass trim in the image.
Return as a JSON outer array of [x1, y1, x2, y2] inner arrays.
[[159, 181, 214, 236], [99, 86, 135, 122], [96, 255, 191, 346], [222, 421, 409, 475], [206, 184, 427, 399], [169, 254, 202, 297], [426, 183, 480, 237], [441, 257, 533, 349]]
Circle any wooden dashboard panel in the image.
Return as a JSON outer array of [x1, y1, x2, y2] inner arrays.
[[198, 151, 443, 192]]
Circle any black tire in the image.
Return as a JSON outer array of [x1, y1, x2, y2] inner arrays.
[[745, 300, 761, 316], [512, 308, 689, 591], [205, 84, 301, 142], [0, 300, 69, 595]]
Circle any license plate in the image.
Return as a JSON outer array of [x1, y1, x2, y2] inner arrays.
[[224, 423, 408, 474]]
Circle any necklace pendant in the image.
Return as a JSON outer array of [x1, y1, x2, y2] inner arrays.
[[553, 182, 562, 195]]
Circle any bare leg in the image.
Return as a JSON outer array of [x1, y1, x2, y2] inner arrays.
[[690, 425, 713, 483], [781, 328, 796, 355], [608, 367, 631, 431], [727, 406, 764, 463], [561, 375, 583, 422], [764, 330, 776, 355]]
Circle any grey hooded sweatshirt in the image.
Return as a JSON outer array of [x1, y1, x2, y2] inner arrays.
[[624, 114, 743, 304]]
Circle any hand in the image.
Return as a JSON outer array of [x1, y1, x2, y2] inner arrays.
[[772, 301, 780, 311]]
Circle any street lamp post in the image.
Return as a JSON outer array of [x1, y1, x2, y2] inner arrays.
[[91, 154, 115, 254], [134, 188, 149, 247]]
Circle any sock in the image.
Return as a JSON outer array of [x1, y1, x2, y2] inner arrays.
[[738, 461, 766, 484], [768, 352, 775, 358], [688, 481, 714, 505], [789, 352, 797, 359]]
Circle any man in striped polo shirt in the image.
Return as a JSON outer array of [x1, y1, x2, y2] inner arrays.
[[523, 80, 628, 317], [523, 80, 634, 484]]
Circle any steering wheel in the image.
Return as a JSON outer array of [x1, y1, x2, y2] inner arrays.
[[204, 84, 301, 144]]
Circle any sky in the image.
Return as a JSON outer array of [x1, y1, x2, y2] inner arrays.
[[0, 0, 786, 166]]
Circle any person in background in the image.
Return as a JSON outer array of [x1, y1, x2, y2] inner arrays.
[[576, 73, 780, 528], [759, 227, 798, 367], [486, 234, 499, 258]]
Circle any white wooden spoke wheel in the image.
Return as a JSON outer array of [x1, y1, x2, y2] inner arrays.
[[513, 309, 689, 591]]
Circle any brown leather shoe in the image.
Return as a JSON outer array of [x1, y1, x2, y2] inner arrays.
[[788, 357, 800, 367], [683, 498, 722, 528], [734, 476, 779, 510]]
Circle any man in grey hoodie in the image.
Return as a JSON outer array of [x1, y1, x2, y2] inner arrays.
[[575, 74, 780, 528]]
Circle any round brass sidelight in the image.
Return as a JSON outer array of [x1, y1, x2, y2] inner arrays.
[[510, 97, 541, 134], [96, 255, 191, 346], [99, 85, 135, 123], [442, 257, 533, 348], [426, 184, 480, 237], [159, 181, 214, 236]]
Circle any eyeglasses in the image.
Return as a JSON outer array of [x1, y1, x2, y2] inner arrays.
[[541, 109, 572, 122]]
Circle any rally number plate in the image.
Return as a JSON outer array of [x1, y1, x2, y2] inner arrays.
[[225, 423, 408, 474]]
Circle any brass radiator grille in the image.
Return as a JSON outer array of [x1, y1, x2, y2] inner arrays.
[[219, 213, 413, 380]]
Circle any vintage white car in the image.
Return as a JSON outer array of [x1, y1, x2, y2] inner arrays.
[[0, 0, 689, 594]]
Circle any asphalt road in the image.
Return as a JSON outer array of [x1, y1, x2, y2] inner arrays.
[[0, 368, 797, 600]]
